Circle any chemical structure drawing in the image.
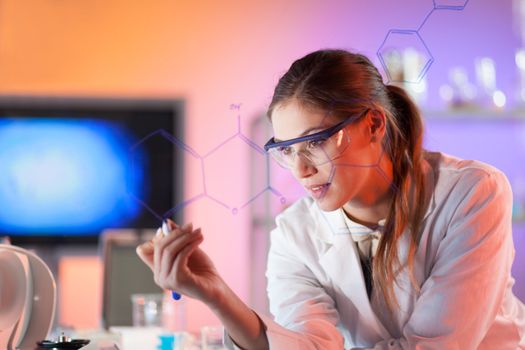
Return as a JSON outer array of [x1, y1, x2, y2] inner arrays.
[[129, 104, 284, 221], [202, 104, 285, 215], [377, 30, 433, 84], [377, 0, 470, 84], [129, 128, 204, 222]]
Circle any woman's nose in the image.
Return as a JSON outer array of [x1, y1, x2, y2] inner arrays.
[[291, 153, 316, 179]]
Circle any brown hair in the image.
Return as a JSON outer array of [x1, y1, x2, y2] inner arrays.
[[268, 49, 427, 311]]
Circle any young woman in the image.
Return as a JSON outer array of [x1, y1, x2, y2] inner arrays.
[[137, 49, 525, 349]]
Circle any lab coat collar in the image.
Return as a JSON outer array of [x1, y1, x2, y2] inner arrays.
[[315, 208, 391, 339], [310, 155, 437, 340], [310, 154, 437, 245]]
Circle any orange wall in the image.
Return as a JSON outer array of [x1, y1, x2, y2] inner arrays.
[[58, 256, 102, 329]]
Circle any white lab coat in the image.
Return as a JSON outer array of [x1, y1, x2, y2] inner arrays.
[[226, 152, 525, 349]]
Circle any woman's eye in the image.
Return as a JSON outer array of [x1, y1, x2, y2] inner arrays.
[[307, 139, 325, 149], [277, 146, 293, 156]]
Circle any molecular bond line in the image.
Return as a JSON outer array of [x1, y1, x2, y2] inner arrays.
[[377, 0, 470, 84]]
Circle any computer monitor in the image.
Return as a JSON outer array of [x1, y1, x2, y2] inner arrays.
[[0, 96, 184, 245]]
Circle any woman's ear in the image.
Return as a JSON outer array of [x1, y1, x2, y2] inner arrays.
[[367, 110, 387, 143]]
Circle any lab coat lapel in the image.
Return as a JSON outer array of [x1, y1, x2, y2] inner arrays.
[[307, 155, 437, 340], [421, 155, 437, 223], [314, 208, 390, 339]]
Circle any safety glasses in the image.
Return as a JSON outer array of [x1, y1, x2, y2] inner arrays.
[[264, 109, 369, 168]]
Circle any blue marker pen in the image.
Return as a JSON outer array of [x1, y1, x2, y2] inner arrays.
[[162, 220, 182, 300]]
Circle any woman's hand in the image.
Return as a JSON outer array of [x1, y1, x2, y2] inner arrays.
[[137, 220, 269, 350], [136, 220, 225, 306]]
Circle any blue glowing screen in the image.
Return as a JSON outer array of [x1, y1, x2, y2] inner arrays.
[[0, 118, 145, 235]]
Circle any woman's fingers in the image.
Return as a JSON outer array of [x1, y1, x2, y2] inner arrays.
[[137, 222, 199, 287], [154, 226, 186, 270], [153, 227, 202, 287], [136, 240, 155, 271], [136, 223, 221, 303], [159, 228, 202, 275], [174, 228, 202, 267], [175, 228, 203, 272], [162, 219, 192, 236], [181, 222, 193, 233], [160, 228, 203, 284], [136, 228, 163, 271], [166, 218, 179, 231], [172, 229, 204, 281]]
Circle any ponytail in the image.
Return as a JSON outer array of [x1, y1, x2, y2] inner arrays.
[[373, 84, 426, 311], [386, 84, 424, 166]]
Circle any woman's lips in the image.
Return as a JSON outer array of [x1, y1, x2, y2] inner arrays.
[[306, 183, 331, 199]]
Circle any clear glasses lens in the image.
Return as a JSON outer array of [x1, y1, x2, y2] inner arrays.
[[269, 129, 350, 168]]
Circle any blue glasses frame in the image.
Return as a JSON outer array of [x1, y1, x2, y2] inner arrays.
[[264, 109, 369, 151]]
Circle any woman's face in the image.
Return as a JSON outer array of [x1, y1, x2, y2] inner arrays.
[[270, 99, 391, 212]]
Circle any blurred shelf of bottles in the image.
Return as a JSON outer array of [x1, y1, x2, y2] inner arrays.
[[394, 1, 525, 117], [381, 46, 525, 117], [378, 0, 525, 118]]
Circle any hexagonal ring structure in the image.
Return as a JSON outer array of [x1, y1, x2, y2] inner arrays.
[[377, 29, 434, 84]]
